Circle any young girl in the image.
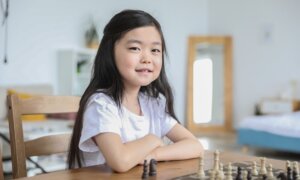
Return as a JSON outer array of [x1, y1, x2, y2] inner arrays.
[[68, 9, 203, 172]]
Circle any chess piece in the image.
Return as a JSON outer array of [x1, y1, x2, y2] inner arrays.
[[216, 170, 223, 180], [286, 161, 291, 170], [267, 164, 274, 179], [225, 162, 233, 180], [214, 150, 220, 173], [142, 160, 148, 179], [209, 170, 216, 180], [286, 160, 291, 180], [247, 170, 252, 180], [241, 170, 248, 180], [262, 174, 267, 180], [219, 163, 225, 179], [287, 166, 292, 180], [293, 171, 297, 180], [259, 157, 267, 175], [292, 161, 299, 180], [197, 156, 206, 179], [293, 161, 299, 172], [149, 159, 157, 176], [235, 166, 242, 180], [277, 172, 287, 180], [252, 161, 258, 176]]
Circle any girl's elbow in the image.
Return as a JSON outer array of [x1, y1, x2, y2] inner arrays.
[[112, 165, 131, 173], [198, 143, 204, 157], [108, 156, 133, 173], [193, 139, 204, 157]]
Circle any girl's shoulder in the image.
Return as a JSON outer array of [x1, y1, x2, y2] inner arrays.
[[87, 90, 116, 108]]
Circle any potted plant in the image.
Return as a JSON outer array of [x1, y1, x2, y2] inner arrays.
[[85, 22, 99, 49]]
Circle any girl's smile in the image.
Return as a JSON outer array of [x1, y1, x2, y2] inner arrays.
[[135, 68, 153, 76]]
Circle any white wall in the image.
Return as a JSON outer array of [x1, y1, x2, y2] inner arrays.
[[208, 0, 300, 126], [1, 0, 299, 127], [0, 0, 208, 123]]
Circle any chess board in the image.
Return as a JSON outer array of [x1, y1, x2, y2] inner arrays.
[[173, 161, 285, 180]]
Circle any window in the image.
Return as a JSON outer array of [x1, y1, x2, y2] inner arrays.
[[193, 58, 213, 123]]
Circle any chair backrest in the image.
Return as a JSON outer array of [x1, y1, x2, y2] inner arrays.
[[7, 94, 80, 178]]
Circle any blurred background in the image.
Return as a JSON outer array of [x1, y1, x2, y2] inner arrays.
[[0, 0, 300, 178]]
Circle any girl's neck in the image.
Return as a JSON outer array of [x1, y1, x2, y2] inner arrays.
[[122, 88, 142, 116]]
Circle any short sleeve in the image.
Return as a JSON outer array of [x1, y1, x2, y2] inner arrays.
[[161, 113, 178, 137], [79, 93, 122, 152], [155, 94, 178, 137]]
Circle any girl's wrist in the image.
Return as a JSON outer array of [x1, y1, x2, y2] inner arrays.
[[152, 148, 159, 160]]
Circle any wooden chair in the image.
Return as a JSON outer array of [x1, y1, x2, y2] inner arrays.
[[7, 94, 80, 178]]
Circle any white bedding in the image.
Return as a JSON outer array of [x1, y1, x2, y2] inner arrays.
[[238, 111, 300, 138]]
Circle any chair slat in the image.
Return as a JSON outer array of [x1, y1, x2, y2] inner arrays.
[[25, 134, 71, 157], [20, 96, 80, 114]]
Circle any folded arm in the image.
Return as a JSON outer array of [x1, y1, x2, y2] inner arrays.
[[147, 124, 204, 162], [94, 133, 163, 172]]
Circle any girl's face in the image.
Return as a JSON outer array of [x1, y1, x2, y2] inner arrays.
[[114, 26, 163, 90]]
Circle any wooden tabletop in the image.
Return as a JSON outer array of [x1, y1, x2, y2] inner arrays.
[[16, 151, 287, 180]]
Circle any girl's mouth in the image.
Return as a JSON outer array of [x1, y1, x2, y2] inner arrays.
[[136, 69, 153, 73]]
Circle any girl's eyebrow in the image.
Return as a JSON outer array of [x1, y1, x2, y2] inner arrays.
[[126, 39, 161, 45]]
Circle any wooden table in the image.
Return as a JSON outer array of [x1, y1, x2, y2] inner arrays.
[[16, 151, 287, 180]]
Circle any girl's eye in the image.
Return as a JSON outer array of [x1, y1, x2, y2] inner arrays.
[[152, 49, 161, 53], [129, 47, 140, 51]]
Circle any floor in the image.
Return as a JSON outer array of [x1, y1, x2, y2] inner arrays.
[[197, 132, 300, 161]]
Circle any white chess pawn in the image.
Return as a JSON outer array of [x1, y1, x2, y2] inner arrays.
[[252, 161, 258, 176], [242, 170, 248, 180], [286, 160, 291, 170], [216, 170, 223, 180], [267, 164, 274, 179], [197, 156, 206, 179], [225, 162, 233, 180], [219, 163, 225, 179], [292, 161, 299, 180], [293, 161, 299, 171], [259, 157, 267, 175], [214, 150, 220, 173], [209, 170, 216, 180]]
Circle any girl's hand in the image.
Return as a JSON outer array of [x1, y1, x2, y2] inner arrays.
[[137, 134, 163, 165], [138, 149, 157, 165], [145, 134, 164, 147]]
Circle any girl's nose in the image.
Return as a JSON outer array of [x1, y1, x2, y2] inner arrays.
[[141, 52, 151, 64], [141, 58, 151, 64]]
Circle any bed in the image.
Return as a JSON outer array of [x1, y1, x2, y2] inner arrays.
[[237, 111, 300, 153]]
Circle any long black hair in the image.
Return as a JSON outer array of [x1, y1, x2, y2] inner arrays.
[[68, 9, 177, 169]]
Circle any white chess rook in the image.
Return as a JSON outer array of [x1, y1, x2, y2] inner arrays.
[[259, 157, 267, 175]]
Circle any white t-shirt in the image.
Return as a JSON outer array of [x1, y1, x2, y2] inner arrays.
[[79, 91, 177, 167]]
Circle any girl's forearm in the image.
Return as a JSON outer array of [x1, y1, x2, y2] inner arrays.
[[109, 134, 162, 172], [153, 138, 203, 161]]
